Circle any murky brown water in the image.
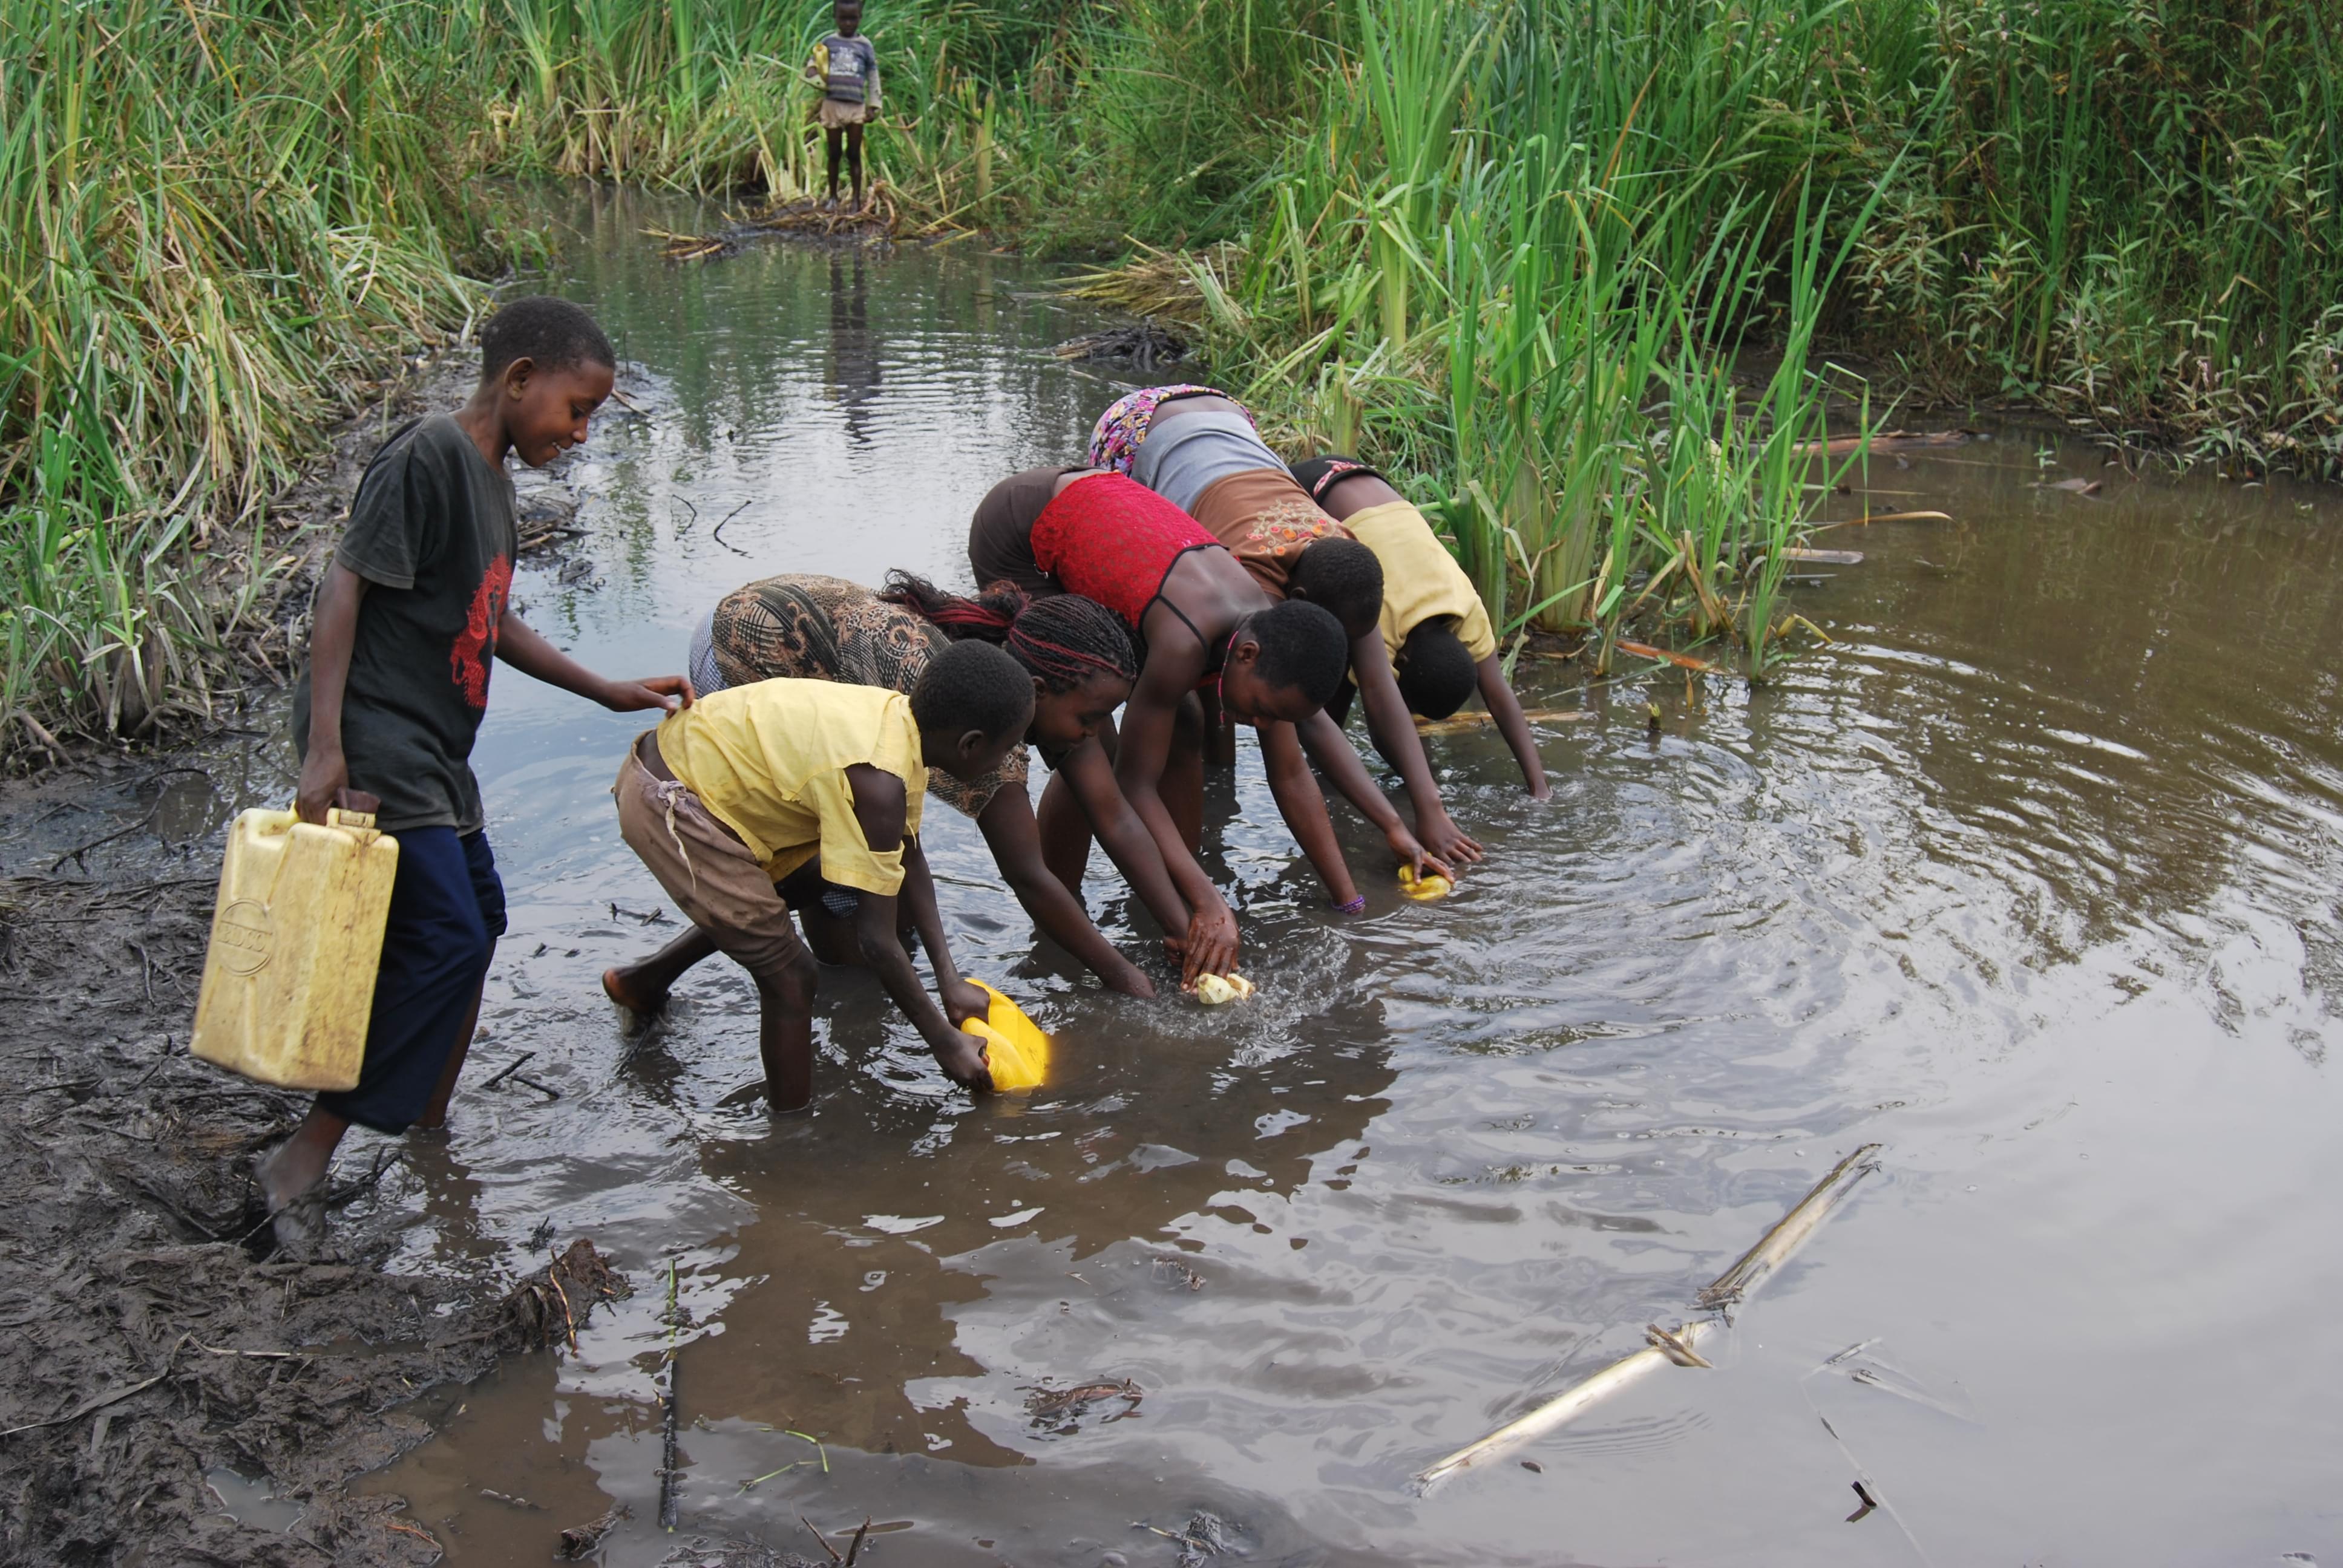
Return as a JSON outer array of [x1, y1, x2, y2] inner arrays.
[[15, 188, 2343, 1564]]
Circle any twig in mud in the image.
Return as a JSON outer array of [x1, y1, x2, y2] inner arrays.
[[799, 1514, 847, 1564], [323, 1146, 402, 1207], [738, 1462, 801, 1491], [673, 494, 699, 531], [845, 1517, 873, 1566], [0, 1333, 189, 1436], [509, 1073, 562, 1100], [480, 1051, 536, 1090], [480, 1488, 545, 1509], [189, 1338, 305, 1362], [659, 1258, 681, 1531], [386, 1520, 439, 1547], [610, 902, 671, 924], [709, 501, 752, 555], [546, 1249, 579, 1355], [48, 800, 163, 873]]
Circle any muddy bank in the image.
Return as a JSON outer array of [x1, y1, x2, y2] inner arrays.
[[0, 365, 650, 1566]]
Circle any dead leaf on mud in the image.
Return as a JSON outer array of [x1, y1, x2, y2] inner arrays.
[[1023, 1377, 1143, 1429], [556, 1501, 631, 1559], [498, 1240, 630, 1354]]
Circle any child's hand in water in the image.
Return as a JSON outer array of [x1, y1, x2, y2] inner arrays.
[[940, 978, 990, 1030], [1385, 824, 1454, 884], [1415, 809, 1484, 868], [931, 1030, 994, 1093], [1178, 904, 1240, 990]]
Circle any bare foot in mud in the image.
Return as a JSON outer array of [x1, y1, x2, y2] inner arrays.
[[602, 964, 669, 1022], [256, 1107, 349, 1253]]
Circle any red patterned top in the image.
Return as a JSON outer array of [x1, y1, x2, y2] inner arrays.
[[1030, 474, 1219, 629]]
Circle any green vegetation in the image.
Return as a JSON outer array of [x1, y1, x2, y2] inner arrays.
[[4, 0, 2335, 758]]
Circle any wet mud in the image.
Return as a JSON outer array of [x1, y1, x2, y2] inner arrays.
[[10, 186, 2343, 1566]]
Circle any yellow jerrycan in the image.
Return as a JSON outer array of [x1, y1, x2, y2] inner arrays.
[[959, 979, 1051, 1091], [190, 806, 399, 1091]]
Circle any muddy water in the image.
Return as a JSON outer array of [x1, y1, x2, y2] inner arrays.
[[25, 185, 2343, 1563]]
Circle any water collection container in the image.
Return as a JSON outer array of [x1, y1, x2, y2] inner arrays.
[[190, 806, 399, 1091], [960, 979, 1050, 1091]]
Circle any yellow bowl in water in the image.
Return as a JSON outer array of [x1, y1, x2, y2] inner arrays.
[[1398, 866, 1453, 901], [962, 979, 1050, 1090]]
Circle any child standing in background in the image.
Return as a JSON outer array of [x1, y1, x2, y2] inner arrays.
[[807, 0, 881, 211], [260, 297, 693, 1251]]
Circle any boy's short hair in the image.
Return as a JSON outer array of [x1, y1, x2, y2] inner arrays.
[[1396, 618, 1480, 719], [1289, 537, 1384, 636], [481, 296, 617, 382], [1245, 599, 1349, 708], [909, 641, 1034, 740]]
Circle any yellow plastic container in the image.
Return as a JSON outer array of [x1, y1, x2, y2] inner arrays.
[[960, 979, 1051, 1091], [190, 806, 399, 1091], [1398, 866, 1453, 901]]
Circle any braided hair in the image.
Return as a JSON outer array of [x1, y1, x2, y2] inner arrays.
[[881, 572, 1137, 693]]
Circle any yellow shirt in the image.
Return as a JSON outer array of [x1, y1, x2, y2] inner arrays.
[[1343, 500, 1499, 664], [655, 679, 926, 895]]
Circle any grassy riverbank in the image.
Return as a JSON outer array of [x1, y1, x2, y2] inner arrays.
[[4, 0, 2335, 758]]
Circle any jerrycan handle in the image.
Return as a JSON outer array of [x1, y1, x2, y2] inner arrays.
[[287, 786, 383, 835]]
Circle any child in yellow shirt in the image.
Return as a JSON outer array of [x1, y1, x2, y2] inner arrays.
[[1292, 456, 1550, 799], [606, 641, 1032, 1107]]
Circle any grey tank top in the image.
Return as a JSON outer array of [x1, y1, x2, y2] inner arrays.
[[1130, 411, 1283, 514]]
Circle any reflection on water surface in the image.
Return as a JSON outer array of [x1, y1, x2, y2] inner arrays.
[[326, 190, 2343, 1565]]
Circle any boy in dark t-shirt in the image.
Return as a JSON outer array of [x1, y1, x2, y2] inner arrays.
[[261, 297, 693, 1249], [805, 0, 881, 209]]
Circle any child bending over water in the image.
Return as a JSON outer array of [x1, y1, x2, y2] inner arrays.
[[1292, 456, 1550, 799], [654, 572, 1160, 996], [606, 643, 1031, 1108], [968, 467, 1452, 978], [1092, 387, 1486, 871]]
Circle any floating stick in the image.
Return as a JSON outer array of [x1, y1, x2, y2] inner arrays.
[[658, 1259, 681, 1530], [1415, 1144, 1881, 1490]]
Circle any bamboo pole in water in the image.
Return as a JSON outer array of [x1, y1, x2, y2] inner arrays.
[[1416, 1144, 1883, 1491]]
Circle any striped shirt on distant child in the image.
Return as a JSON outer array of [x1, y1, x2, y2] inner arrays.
[[811, 33, 879, 106]]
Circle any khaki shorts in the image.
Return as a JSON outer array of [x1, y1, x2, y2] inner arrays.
[[613, 736, 811, 989], [815, 98, 871, 131]]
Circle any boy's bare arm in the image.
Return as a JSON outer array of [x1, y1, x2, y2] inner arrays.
[[975, 788, 1155, 999], [1294, 708, 1452, 882], [846, 766, 990, 1088], [1258, 719, 1362, 904], [1060, 737, 1195, 942], [1349, 630, 1484, 865], [495, 612, 693, 711], [1114, 656, 1239, 984], [1477, 655, 1552, 798], [296, 564, 369, 824]]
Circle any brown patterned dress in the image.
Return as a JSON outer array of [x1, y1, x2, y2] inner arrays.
[[700, 574, 1026, 818]]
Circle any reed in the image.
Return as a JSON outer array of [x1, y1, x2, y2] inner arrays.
[[7, 0, 2338, 759]]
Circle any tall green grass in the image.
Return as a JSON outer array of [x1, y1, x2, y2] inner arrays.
[[1166, 0, 1895, 676], [1, 0, 488, 754], [5, 0, 2338, 757]]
